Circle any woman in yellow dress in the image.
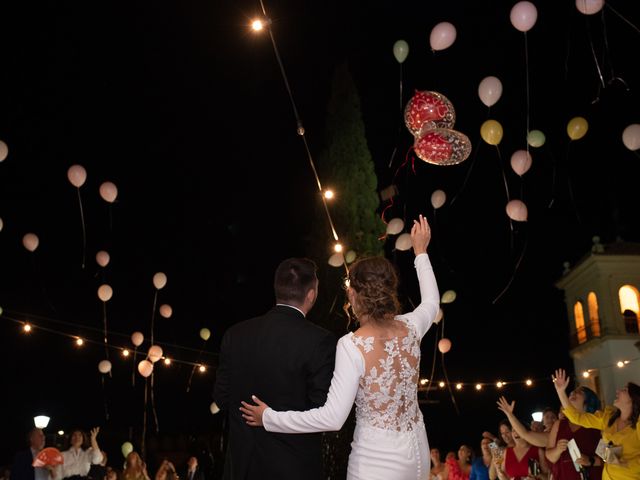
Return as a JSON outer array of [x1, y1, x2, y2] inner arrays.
[[552, 368, 640, 480]]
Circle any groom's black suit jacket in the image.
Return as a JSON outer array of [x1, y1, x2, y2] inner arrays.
[[214, 305, 336, 480]]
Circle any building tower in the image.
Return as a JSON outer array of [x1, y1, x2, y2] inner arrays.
[[555, 238, 640, 404]]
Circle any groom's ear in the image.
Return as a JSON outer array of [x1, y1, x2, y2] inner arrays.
[[306, 287, 317, 305]]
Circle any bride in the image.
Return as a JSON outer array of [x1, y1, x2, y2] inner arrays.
[[240, 214, 440, 480]]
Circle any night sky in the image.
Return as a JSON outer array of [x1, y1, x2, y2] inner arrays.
[[1, 0, 640, 471]]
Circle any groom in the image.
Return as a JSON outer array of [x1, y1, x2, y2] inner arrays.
[[214, 257, 336, 480]]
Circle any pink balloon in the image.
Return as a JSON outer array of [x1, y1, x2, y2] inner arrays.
[[510, 150, 533, 176], [478, 76, 503, 107], [510, 1, 538, 32], [96, 250, 110, 267], [97, 284, 113, 302], [438, 338, 452, 353], [99, 182, 118, 203], [148, 345, 163, 363], [22, 233, 39, 252], [430, 22, 457, 51], [0, 140, 8, 162], [506, 199, 528, 221], [67, 165, 87, 188], [431, 190, 446, 209], [576, 0, 604, 15], [153, 272, 167, 290]]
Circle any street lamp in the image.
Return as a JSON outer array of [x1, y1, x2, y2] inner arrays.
[[34, 415, 50, 429]]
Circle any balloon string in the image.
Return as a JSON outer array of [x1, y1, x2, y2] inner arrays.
[[76, 188, 87, 270], [494, 145, 511, 201], [424, 323, 440, 402], [584, 13, 606, 91], [600, 9, 630, 90], [492, 234, 529, 305], [141, 378, 148, 460], [102, 302, 112, 378], [150, 290, 158, 345], [186, 339, 207, 393], [132, 347, 137, 387], [150, 372, 159, 433], [524, 32, 531, 150], [441, 352, 460, 415], [449, 133, 482, 205], [605, 3, 640, 35], [101, 375, 110, 421]]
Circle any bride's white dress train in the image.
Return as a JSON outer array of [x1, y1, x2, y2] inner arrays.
[[262, 253, 439, 480]]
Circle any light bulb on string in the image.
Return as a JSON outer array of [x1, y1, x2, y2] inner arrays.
[[251, 17, 270, 32], [334, 243, 343, 253], [164, 358, 171, 366], [438, 381, 445, 388], [198, 365, 206, 373], [582, 371, 590, 378], [475, 384, 483, 391], [324, 190, 334, 200], [419, 379, 428, 386], [525, 379, 533, 386], [23, 323, 32, 333], [75, 337, 84, 346], [456, 383, 463, 390], [496, 381, 504, 388], [617, 361, 625, 368], [122, 349, 130, 357]]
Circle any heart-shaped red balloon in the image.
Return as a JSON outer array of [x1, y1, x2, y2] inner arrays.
[[414, 128, 472, 166], [404, 90, 456, 136]]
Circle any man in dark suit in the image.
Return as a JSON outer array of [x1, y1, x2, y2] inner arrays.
[[214, 257, 336, 480], [12, 428, 49, 480], [181, 457, 204, 480]]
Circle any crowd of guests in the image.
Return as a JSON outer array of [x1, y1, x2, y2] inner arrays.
[[8, 427, 205, 480], [429, 370, 640, 480]]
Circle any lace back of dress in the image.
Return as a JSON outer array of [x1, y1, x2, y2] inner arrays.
[[351, 319, 422, 432]]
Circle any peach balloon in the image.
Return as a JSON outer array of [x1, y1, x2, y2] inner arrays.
[[159, 304, 173, 318], [98, 360, 112, 374], [506, 199, 528, 221], [386, 218, 404, 235], [395, 233, 412, 251], [510, 150, 532, 176], [0, 140, 8, 162], [431, 189, 446, 209], [96, 250, 110, 267], [622, 124, 640, 151], [148, 345, 163, 363], [0, 217, 3, 232], [67, 165, 87, 188], [22, 233, 39, 252], [138, 360, 153, 377], [153, 272, 167, 290], [328, 252, 344, 267], [97, 284, 113, 302], [434, 308, 444, 324], [99, 182, 118, 203], [478, 76, 503, 107], [438, 338, 452, 354], [131, 331, 144, 347]]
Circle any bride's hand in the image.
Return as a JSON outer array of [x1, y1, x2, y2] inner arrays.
[[240, 395, 269, 426]]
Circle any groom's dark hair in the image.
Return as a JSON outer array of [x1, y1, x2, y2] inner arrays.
[[274, 258, 317, 305]]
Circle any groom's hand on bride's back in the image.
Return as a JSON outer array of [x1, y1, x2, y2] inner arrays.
[[240, 395, 269, 427]]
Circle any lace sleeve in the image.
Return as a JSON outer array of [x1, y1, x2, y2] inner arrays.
[[396, 253, 439, 338], [262, 335, 363, 433]]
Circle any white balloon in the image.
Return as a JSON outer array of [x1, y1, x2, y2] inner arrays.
[[210, 402, 220, 415], [622, 124, 640, 151], [431, 189, 446, 209], [430, 22, 457, 51], [506, 199, 528, 221], [434, 308, 444, 324], [386, 218, 404, 235], [441, 290, 457, 304], [478, 76, 503, 107], [148, 345, 163, 363], [138, 359, 153, 377], [576, 0, 604, 15], [345, 250, 357, 264], [96, 250, 110, 267], [131, 331, 144, 347], [98, 360, 112, 374], [159, 304, 173, 318], [438, 338, 452, 353], [510, 1, 538, 32], [510, 150, 533, 176], [0, 140, 8, 162], [153, 272, 167, 290], [395, 233, 412, 251], [97, 284, 113, 302], [67, 165, 87, 188], [22, 233, 39, 252], [328, 252, 344, 267], [99, 182, 118, 203]]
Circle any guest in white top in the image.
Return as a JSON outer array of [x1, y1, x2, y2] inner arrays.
[[54, 428, 103, 480]]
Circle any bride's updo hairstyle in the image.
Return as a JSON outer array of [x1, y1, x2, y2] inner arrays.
[[348, 257, 401, 322]]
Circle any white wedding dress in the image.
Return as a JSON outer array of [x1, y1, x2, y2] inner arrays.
[[262, 253, 439, 480]]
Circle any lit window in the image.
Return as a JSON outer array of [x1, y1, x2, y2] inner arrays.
[[619, 285, 640, 334], [574, 301, 587, 344], [587, 292, 600, 337]]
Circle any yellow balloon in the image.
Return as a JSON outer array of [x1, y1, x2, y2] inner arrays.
[[567, 116, 588, 140], [480, 119, 503, 145]]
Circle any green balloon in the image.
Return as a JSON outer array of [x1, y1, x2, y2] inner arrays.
[[393, 40, 409, 64], [527, 130, 546, 148], [121, 441, 133, 458]]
